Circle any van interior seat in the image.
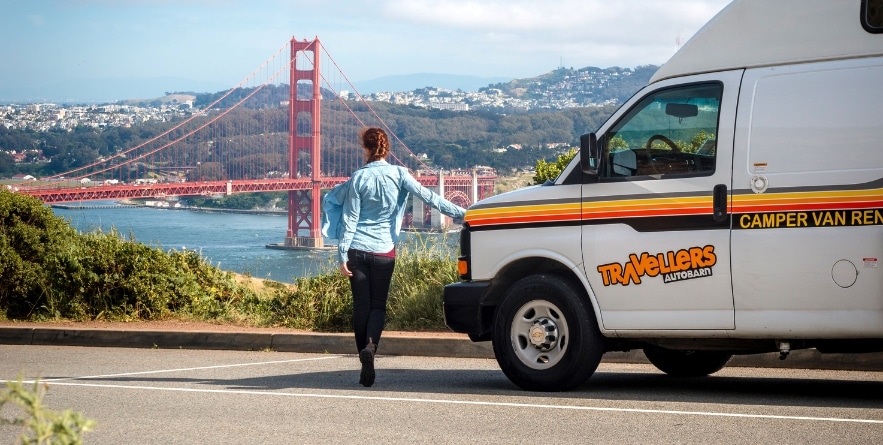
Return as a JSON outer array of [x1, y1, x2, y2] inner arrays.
[[698, 139, 716, 155], [611, 149, 637, 176]]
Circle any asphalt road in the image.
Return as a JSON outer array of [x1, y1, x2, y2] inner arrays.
[[2, 345, 882, 444]]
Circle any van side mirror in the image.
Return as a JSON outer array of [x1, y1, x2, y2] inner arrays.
[[580, 133, 599, 174]]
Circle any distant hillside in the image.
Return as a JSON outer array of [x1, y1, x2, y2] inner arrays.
[[352, 73, 512, 94], [186, 64, 659, 112], [485, 65, 658, 107]]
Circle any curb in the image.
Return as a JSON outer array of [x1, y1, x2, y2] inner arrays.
[[0, 327, 492, 357], [2, 327, 883, 372]]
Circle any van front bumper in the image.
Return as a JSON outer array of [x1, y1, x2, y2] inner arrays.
[[443, 281, 493, 340]]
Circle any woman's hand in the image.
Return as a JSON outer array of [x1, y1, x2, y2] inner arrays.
[[340, 261, 353, 277]]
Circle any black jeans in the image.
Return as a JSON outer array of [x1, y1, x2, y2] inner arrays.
[[347, 249, 396, 353]]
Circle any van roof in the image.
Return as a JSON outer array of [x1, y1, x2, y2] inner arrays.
[[650, 0, 883, 83]]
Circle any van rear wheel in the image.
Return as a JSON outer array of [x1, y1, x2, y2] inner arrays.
[[492, 274, 604, 391], [643, 346, 732, 377]]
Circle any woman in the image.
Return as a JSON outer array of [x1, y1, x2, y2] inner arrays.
[[334, 127, 466, 387]]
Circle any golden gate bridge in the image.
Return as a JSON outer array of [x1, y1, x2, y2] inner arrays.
[[13, 37, 497, 249]]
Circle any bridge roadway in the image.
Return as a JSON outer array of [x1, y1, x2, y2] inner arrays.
[[15, 174, 494, 204]]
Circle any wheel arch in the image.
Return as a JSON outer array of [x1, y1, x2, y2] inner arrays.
[[476, 256, 597, 340]]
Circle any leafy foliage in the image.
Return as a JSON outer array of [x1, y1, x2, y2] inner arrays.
[[533, 148, 577, 185], [1, 378, 96, 444], [0, 189, 253, 321], [0, 190, 80, 318]]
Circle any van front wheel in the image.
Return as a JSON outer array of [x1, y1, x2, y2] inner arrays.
[[643, 346, 732, 377], [492, 274, 604, 391]]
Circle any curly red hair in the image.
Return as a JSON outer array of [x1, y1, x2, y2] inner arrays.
[[360, 127, 390, 162]]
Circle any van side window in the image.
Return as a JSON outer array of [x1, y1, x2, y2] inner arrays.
[[862, 0, 883, 33], [599, 82, 722, 181]]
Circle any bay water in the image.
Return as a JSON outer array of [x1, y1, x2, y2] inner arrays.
[[52, 201, 336, 283], [52, 202, 458, 283], [52, 201, 459, 283]]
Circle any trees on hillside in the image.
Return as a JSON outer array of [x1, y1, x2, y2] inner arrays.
[[3, 101, 619, 180]]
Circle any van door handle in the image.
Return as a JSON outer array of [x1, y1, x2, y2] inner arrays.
[[713, 184, 728, 222]]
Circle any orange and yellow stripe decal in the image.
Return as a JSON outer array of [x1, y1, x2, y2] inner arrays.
[[732, 188, 883, 213], [464, 202, 581, 227], [581, 195, 712, 221], [463, 186, 883, 230], [465, 195, 713, 228]]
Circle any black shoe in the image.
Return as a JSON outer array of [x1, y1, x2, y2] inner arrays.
[[359, 346, 375, 387]]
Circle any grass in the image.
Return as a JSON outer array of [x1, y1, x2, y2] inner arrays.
[[494, 171, 535, 194], [226, 232, 459, 331]]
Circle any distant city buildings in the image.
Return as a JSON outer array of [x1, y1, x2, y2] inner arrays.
[[0, 102, 194, 133], [362, 67, 633, 110]]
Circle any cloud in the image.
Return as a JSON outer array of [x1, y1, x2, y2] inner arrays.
[[382, 0, 726, 32], [364, 0, 731, 71]]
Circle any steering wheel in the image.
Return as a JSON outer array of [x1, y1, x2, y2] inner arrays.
[[642, 134, 680, 176], [645, 134, 680, 152]]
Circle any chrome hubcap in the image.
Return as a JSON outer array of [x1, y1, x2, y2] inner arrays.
[[511, 300, 570, 370], [528, 317, 559, 351]]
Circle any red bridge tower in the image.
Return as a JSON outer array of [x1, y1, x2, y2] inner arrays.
[[284, 37, 324, 249]]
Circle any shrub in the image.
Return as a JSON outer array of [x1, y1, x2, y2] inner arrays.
[[0, 190, 80, 318], [533, 148, 577, 185], [0, 190, 256, 322]]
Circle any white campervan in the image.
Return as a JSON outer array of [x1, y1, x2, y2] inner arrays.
[[443, 0, 883, 391]]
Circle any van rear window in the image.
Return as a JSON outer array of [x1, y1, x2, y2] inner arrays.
[[862, 0, 883, 33]]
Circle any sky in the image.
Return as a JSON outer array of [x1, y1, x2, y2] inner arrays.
[[0, 0, 733, 102]]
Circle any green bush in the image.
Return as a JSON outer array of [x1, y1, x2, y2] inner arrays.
[[0, 190, 254, 322], [0, 190, 80, 319], [533, 148, 577, 185]]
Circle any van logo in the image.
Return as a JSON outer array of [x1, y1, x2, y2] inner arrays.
[[596, 245, 716, 286]]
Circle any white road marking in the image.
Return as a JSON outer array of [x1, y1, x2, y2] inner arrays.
[[14, 380, 883, 425], [27, 355, 344, 382]]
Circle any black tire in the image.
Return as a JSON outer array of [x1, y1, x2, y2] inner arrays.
[[492, 274, 604, 391], [643, 347, 732, 377]]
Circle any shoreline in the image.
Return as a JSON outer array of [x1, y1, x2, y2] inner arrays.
[[73, 199, 461, 232], [113, 198, 288, 215]]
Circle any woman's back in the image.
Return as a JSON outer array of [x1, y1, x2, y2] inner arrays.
[[349, 162, 402, 244]]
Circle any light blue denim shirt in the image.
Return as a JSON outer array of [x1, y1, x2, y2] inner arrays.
[[331, 160, 466, 263]]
